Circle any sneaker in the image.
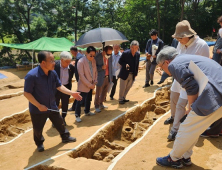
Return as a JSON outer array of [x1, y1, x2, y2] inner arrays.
[[157, 80, 164, 84], [119, 100, 125, 104], [167, 130, 177, 141], [143, 83, 150, 88], [100, 105, 108, 109], [200, 131, 219, 138], [156, 155, 183, 169], [164, 116, 174, 125], [37, 144, 44, 152], [150, 80, 154, 85], [219, 130, 222, 136], [181, 157, 192, 166], [62, 136, 76, 143], [76, 117, 82, 123], [85, 112, 96, 116], [95, 108, 101, 113]]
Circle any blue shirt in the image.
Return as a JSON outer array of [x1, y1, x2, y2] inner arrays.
[[169, 54, 222, 116], [24, 66, 62, 114]]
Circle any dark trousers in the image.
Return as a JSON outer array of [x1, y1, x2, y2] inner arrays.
[[55, 86, 70, 117], [206, 118, 222, 135], [110, 76, 118, 98], [30, 111, 70, 146], [160, 71, 169, 82], [75, 89, 92, 117]]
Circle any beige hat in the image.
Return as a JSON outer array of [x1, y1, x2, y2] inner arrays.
[[172, 20, 196, 38]]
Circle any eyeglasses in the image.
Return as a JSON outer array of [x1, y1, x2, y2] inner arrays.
[[90, 54, 95, 58], [160, 61, 165, 68]]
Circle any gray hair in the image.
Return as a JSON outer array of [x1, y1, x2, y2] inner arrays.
[[60, 51, 72, 60], [156, 46, 178, 64], [130, 40, 139, 46]]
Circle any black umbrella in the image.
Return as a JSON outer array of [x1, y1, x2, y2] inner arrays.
[[75, 28, 128, 48]]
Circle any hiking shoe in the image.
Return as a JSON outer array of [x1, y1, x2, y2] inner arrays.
[[85, 112, 95, 116], [200, 131, 219, 138], [37, 144, 44, 152], [76, 117, 82, 123], [95, 108, 101, 113], [164, 116, 174, 125], [100, 105, 108, 109], [219, 130, 222, 136], [156, 155, 183, 169], [143, 83, 150, 88], [181, 157, 192, 166], [119, 100, 125, 104], [150, 80, 154, 85], [62, 136, 76, 143], [157, 80, 164, 84], [167, 130, 177, 141]]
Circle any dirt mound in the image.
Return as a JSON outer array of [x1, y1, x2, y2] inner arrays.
[[69, 87, 170, 162], [29, 165, 66, 170]]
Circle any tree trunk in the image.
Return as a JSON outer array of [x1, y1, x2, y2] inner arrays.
[[180, 0, 186, 21], [156, 0, 161, 35]]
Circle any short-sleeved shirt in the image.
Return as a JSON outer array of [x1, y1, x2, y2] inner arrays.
[[24, 66, 62, 114]]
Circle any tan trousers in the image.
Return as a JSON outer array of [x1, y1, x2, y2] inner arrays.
[[171, 98, 188, 132], [170, 107, 222, 161], [94, 77, 109, 108], [170, 91, 180, 118], [119, 74, 134, 101]]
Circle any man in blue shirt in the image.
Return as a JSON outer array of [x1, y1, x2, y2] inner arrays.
[[155, 46, 222, 168], [24, 51, 82, 152]]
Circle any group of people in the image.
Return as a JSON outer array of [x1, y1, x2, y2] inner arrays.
[[23, 14, 222, 169], [24, 40, 140, 152]]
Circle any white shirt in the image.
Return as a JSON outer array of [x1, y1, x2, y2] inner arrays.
[[171, 36, 210, 99], [111, 51, 122, 76]]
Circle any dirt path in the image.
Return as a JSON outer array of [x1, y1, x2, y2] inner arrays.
[[0, 66, 172, 170]]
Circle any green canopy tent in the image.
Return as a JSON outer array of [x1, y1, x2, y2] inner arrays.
[[0, 37, 86, 68]]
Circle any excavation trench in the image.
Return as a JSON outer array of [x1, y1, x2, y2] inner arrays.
[[0, 98, 74, 143], [69, 87, 170, 163]]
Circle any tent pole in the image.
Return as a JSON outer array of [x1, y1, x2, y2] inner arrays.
[[32, 49, 34, 69]]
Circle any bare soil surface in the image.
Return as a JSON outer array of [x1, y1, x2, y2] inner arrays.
[[1, 50, 221, 170]]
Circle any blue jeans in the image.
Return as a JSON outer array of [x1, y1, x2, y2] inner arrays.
[[75, 89, 92, 117], [213, 53, 222, 64]]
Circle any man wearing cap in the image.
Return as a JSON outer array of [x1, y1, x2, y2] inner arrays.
[[94, 46, 113, 112], [164, 20, 209, 141], [118, 40, 140, 104], [156, 46, 222, 168], [143, 29, 164, 88]]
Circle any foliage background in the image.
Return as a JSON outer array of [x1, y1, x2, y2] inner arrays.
[[0, 0, 221, 66]]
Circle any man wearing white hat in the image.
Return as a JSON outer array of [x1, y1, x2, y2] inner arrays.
[[164, 20, 209, 141]]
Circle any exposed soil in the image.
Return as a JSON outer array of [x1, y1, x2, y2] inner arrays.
[[0, 97, 74, 143], [69, 87, 170, 163], [30, 165, 66, 170]]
